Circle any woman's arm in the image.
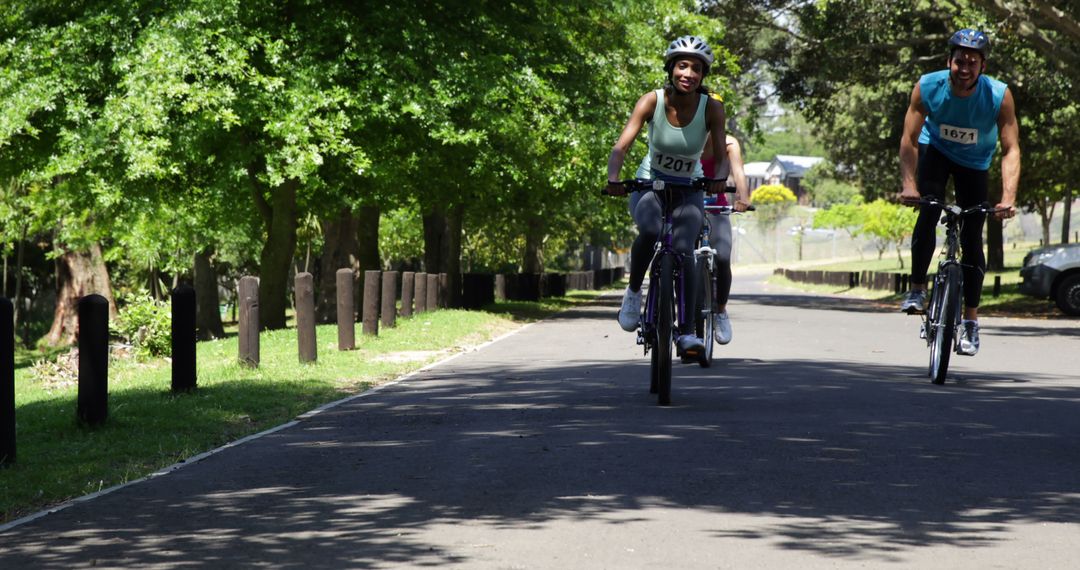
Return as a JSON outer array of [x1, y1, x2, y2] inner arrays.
[[606, 91, 657, 194]]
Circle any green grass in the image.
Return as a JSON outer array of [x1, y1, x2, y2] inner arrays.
[[0, 291, 608, 524], [772, 247, 1064, 317]]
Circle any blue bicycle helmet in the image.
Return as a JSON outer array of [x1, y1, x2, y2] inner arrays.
[[949, 29, 990, 59]]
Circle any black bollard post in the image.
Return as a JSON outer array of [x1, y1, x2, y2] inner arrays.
[[171, 285, 197, 393], [993, 275, 1001, 298], [295, 272, 317, 363], [1, 298, 14, 465], [77, 294, 109, 426]]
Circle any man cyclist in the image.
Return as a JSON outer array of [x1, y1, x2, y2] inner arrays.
[[606, 36, 728, 358], [898, 28, 1019, 356]]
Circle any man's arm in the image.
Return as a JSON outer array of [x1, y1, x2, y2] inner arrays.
[[899, 82, 926, 204], [996, 87, 1020, 219]]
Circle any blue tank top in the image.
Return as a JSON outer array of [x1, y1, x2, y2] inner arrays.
[[917, 69, 1007, 170]]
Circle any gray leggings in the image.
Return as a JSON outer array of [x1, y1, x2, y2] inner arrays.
[[706, 213, 733, 306], [628, 189, 704, 335]]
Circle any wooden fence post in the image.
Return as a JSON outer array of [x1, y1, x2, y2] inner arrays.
[[238, 276, 260, 367], [295, 272, 317, 363], [336, 269, 355, 350], [363, 270, 380, 335], [415, 272, 428, 313], [401, 272, 415, 317], [381, 271, 398, 328], [426, 273, 439, 311]]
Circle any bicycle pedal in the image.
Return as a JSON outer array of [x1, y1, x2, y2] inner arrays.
[[919, 323, 927, 339]]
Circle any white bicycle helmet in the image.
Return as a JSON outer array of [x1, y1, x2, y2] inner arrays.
[[664, 35, 715, 69]]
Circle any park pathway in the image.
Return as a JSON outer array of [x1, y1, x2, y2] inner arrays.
[[1, 273, 1078, 568]]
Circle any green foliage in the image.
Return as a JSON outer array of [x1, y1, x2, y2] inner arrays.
[[111, 295, 172, 358], [859, 199, 918, 266], [380, 207, 425, 268], [751, 183, 797, 234]]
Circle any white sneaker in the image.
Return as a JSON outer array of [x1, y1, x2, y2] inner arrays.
[[958, 320, 980, 356], [618, 287, 642, 331], [714, 311, 732, 345]]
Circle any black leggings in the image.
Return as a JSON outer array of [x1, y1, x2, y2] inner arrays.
[[628, 189, 704, 335], [706, 213, 733, 305], [910, 144, 988, 309]]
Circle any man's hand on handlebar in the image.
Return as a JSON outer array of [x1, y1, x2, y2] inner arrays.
[[993, 202, 1017, 221], [604, 180, 627, 196], [899, 184, 921, 206]]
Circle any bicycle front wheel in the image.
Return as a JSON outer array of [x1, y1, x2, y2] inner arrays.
[[929, 264, 962, 385], [694, 255, 714, 368], [656, 254, 674, 405]]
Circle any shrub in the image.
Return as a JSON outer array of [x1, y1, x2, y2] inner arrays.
[[112, 295, 172, 358]]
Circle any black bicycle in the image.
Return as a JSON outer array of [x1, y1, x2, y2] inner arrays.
[[917, 198, 1007, 384], [690, 198, 753, 368], [604, 178, 714, 405]]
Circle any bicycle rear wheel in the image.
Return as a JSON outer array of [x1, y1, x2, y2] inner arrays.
[[694, 256, 714, 368], [656, 254, 674, 405], [929, 264, 961, 385]]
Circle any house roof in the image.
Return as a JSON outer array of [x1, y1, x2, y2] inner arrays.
[[769, 155, 824, 178], [743, 162, 771, 177]]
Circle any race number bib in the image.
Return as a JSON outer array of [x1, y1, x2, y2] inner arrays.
[[653, 151, 698, 177], [939, 124, 978, 145]]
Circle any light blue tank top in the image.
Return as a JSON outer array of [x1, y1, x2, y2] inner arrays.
[[917, 69, 1007, 170], [635, 89, 708, 183]]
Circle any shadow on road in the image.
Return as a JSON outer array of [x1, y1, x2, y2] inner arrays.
[[4, 346, 1078, 567]]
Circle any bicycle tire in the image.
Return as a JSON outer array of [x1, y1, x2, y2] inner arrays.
[[929, 264, 962, 385], [649, 333, 660, 394], [657, 254, 674, 405], [695, 256, 714, 368]]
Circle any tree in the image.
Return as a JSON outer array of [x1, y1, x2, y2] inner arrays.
[[860, 199, 918, 267], [813, 199, 867, 259]]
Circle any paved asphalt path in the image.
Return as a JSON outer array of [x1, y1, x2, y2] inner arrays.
[[1, 273, 1078, 568]]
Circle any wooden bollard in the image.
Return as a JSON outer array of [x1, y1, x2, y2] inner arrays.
[[415, 272, 428, 313], [238, 276, 260, 367], [77, 294, 109, 426], [381, 271, 398, 328], [401, 272, 415, 317], [426, 273, 439, 311], [171, 285, 197, 393], [1, 298, 14, 464], [295, 272, 317, 363], [363, 270, 380, 335], [336, 269, 355, 350]]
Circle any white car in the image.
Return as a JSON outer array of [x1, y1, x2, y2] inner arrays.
[[1020, 242, 1080, 316]]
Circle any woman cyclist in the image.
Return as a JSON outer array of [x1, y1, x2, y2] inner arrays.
[[605, 35, 727, 358], [700, 130, 752, 345]]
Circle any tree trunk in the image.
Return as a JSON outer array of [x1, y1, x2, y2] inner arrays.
[[1039, 199, 1056, 246], [523, 215, 545, 274], [316, 207, 360, 323], [986, 217, 1004, 271], [444, 204, 464, 307], [1062, 188, 1073, 244], [422, 207, 446, 274], [255, 178, 300, 330], [355, 204, 381, 302], [44, 242, 117, 347], [194, 247, 225, 340]]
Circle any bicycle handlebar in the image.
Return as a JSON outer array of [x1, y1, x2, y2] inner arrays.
[[601, 177, 723, 196], [917, 197, 1010, 217]]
